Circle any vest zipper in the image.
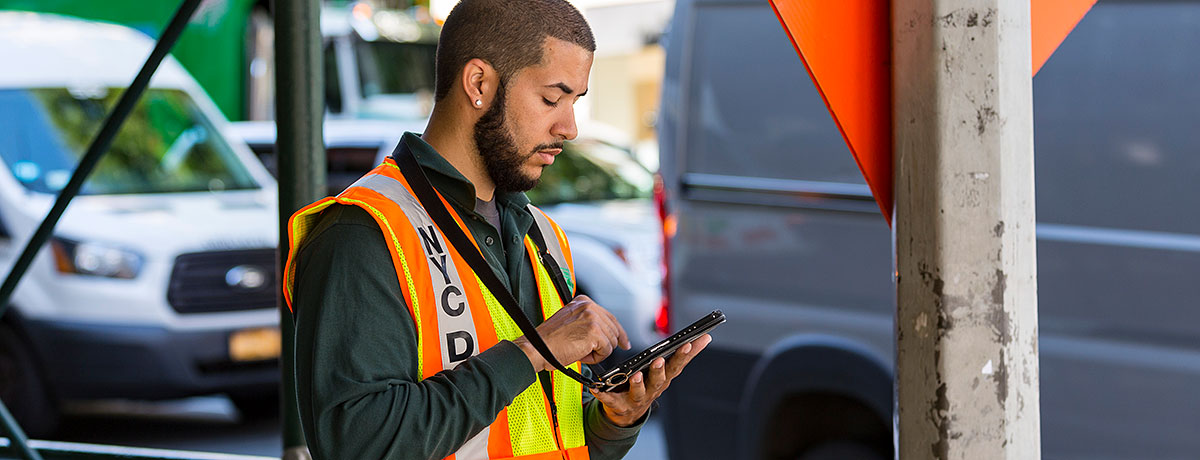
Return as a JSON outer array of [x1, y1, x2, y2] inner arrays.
[[540, 372, 568, 459], [549, 401, 567, 460], [549, 403, 564, 456]]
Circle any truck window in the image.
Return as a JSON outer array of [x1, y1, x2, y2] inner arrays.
[[1034, 2, 1200, 235], [0, 87, 259, 195], [355, 40, 437, 98], [684, 4, 865, 185]]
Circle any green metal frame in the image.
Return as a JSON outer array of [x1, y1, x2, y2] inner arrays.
[[274, 0, 325, 456], [0, 403, 38, 460], [0, 439, 273, 460]]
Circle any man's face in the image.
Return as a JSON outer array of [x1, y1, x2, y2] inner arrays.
[[474, 37, 593, 193]]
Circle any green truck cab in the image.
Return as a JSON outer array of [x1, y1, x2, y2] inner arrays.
[[0, 0, 439, 123]]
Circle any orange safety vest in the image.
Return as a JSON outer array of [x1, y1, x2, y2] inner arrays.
[[283, 157, 588, 460]]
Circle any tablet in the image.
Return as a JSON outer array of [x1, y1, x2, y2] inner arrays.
[[595, 310, 725, 393]]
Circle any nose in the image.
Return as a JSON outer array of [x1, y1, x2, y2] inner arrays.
[[551, 105, 578, 141]]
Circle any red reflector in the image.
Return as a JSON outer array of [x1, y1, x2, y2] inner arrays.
[[653, 173, 672, 336], [655, 301, 670, 336]]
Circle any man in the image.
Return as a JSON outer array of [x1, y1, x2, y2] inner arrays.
[[282, 1, 710, 459]]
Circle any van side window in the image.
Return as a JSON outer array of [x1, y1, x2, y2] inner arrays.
[[684, 5, 865, 185], [1034, 3, 1200, 235]]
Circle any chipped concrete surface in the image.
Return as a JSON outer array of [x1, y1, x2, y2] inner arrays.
[[893, 0, 1041, 459]]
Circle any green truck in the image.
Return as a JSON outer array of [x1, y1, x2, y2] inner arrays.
[[0, 0, 439, 122]]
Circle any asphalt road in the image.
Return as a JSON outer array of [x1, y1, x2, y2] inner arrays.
[[49, 396, 667, 459]]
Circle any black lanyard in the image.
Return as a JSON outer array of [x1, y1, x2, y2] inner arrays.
[[392, 142, 600, 390]]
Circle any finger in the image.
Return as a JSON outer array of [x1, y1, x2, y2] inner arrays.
[[608, 319, 630, 352], [684, 334, 713, 356], [666, 335, 712, 377], [570, 294, 594, 308], [562, 296, 589, 315], [595, 305, 632, 350], [590, 320, 619, 357], [585, 300, 633, 350], [592, 312, 620, 349], [590, 340, 614, 363], [589, 387, 620, 408], [627, 371, 647, 404], [582, 351, 606, 365], [647, 357, 668, 394], [614, 319, 631, 350]]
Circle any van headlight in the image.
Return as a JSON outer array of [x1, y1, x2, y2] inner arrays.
[[50, 237, 143, 279]]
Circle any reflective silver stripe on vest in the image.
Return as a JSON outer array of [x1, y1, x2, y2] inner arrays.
[[349, 174, 481, 370], [351, 174, 493, 459], [527, 204, 569, 283], [456, 429, 490, 460]]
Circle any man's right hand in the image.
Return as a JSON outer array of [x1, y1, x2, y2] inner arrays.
[[513, 295, 631, 372]]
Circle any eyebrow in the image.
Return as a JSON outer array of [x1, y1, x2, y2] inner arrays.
[[546, 83, 587, 97]]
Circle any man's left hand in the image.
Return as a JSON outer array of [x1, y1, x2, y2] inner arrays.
[[589, 334, 713, 427]]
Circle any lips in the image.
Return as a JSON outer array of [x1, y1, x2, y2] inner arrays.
[[536, 148, 562, 165]]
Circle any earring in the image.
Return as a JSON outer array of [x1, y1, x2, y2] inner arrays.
[[475, 99, 483, 107]]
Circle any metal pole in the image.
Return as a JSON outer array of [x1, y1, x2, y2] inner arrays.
[[892, 0, 1041, 459], [275, 0, 324, 457], [0, 400, 41, 460], [0, 1, 201, 458]]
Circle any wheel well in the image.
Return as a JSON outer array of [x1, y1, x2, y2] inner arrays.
[[1, 307, 32, 345], [738, 336, 894, 460], [762, 392, 890, 459], [1, 308, 57, 393]]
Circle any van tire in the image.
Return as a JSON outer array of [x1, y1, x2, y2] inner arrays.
[[761, 393, 891, 460], [230, 389, 279, 421], [797, 441, 887, 460], [0, 321, 60, 438]]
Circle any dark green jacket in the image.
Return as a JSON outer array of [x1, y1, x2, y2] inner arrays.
[[292, 133, 643, 460]]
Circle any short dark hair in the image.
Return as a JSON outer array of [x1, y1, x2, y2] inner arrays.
[[434, 0, 595, 101]]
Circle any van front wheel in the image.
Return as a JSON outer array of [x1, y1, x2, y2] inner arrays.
[[761, 393, 891, 460], [797, 441, 887, 460], [229, 389, 279, 421], [0, 320, 60, 437]]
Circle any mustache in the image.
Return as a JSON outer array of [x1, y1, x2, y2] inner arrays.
[[531, 141, 565, 154]]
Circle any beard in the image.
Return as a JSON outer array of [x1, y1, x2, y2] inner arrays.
[[473, 82, 560, 193]]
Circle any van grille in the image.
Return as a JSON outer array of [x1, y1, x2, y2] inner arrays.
[[167, 249, 278, 314]]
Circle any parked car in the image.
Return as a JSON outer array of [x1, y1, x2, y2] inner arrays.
[[0, 12, 282, 436], [526, 135, 665, 354], [657, 0, 1200, 459]]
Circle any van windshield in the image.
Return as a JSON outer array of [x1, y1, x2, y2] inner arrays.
[[0, 87, 259, 195]]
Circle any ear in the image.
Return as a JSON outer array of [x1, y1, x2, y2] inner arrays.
[[461, 58, 498, 110]]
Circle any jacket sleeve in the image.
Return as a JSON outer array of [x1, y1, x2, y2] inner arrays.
[[293, 205, 536, 460]]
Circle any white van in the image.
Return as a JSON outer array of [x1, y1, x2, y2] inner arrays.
[[0, 12, 280, 436]]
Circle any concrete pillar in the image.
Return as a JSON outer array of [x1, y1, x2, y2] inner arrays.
[[892, 1, 1041, 459]]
